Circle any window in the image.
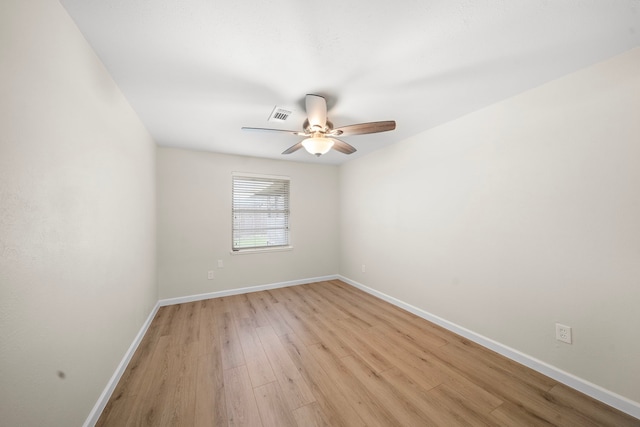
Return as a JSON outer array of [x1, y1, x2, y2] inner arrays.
[[232, 173, 290, 251]]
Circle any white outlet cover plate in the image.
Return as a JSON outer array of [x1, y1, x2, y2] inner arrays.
[[556, 323, 572, 344]]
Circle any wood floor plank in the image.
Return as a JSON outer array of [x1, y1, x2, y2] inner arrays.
[[95, 392, 137, 427], [292, 402, 332, 427], [97, 280, 639, 426], [105, 332, 156, 401], [218, 310, 246, 370], [254, 381, 297, 427], [311, 283, 380, 327], [547, 383, 640, 427], [268, 295, 321, 346], [367, 322, 449, 387], [425, 383, 503, 426], [377, 367, 449, 422], [195, 351, 227, 427], [246, 291, 295, 337], [157, 304, 180, 337], [328, 280, 461, 346], [158, 341, 199, 426], [367, 313, 516, 415], [275, 287, 352, 357], [223, 365, 262, 427], [280, 333, 367, 427], [198, 298, 219, 356], [307, 343, 399, 427], [340, 354, 439, 426], [181, 301, 202, 347], [165, 302, 201, 349], [120, 335, 173, 426], [235, 316, 277, 387], [434, 342, 581, 425], [490, 400, 558, 426], [231, 293, 271, 328], [119, 306, 169, 397], [373, 311, 450, 349], [445, 337, 557, 391], [255, 325, 316, 410], [290, 284, 351, 321], [329, 280, 451, 348], [333, 316, 394, 373]]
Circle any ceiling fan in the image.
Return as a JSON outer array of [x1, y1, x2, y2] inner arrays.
[[242, 94, 396, 157]]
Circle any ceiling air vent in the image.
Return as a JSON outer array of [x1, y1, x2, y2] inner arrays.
[[268, 106, 292, 122]]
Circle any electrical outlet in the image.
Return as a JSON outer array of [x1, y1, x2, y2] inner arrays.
[[217, 259, 224, 268], [361, 264, 366, 273], [555, 323, 572, 344], [207, 270, 215, 280]]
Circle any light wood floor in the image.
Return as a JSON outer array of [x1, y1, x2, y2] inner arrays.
[[97, 280, 639, 426]]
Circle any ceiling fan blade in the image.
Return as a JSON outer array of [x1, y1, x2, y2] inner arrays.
[[242, 127, 304, 136], [282, 142, 303, 155], [330, 120, 396, 136], [305, 94, 327, 130], [329, 138, 357, 155]]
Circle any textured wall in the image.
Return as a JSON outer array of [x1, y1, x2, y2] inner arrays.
[[339, 48, 640, 404], [157, 148, 339, 299], [0, 1, 157, 425]]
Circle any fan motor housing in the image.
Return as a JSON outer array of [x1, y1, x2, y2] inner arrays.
[[303, 119, 332, 134]]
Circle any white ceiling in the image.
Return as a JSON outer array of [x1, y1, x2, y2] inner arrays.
[[59, 0, 640, 165]]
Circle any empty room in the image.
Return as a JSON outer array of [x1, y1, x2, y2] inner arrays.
[[1, 0, 639, 426]]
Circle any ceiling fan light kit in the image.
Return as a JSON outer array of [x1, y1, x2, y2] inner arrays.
[[242, 94, 396, 157], [302, 136, 334, 156]]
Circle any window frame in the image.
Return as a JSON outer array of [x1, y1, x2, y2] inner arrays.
[[231, 172, 292, 254]]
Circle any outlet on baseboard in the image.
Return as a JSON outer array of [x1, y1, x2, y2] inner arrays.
[[555, 323, 572, 344]]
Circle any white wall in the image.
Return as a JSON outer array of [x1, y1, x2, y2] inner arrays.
[[0, 1, 157, 426], [339, 48, 640, 404], [157, 148, 339, 299]]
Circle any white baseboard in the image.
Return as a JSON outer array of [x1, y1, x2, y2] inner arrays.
[[338, 275, 640, 420], [83, 301, 160, 427], [157, 274, 339, 306]]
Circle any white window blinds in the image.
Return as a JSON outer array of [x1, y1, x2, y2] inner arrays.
[[232, 174, 290, 251]]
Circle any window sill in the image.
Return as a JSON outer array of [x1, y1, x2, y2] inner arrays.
[[230, 246, 293, 255]]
